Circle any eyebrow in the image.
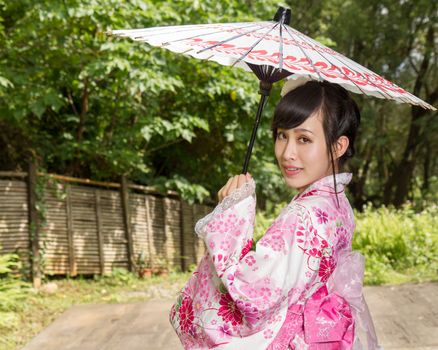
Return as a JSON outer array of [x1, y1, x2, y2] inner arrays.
[[278, 128, 314, 135], [295, 128, 314, 134]]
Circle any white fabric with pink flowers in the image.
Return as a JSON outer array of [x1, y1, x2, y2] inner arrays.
[[169, 172, 381, 349]]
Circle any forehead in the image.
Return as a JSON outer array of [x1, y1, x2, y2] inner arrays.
[[278, 112, 324, 134]]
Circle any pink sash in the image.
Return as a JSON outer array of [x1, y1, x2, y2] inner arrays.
[[270, 251, 382, 350], [303, 284, 355, 349], [324, 250, 381, 350]]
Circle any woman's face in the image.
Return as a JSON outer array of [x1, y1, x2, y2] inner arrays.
[[274, 111, 332, 193]]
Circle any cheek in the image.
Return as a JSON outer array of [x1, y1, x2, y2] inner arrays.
[[274, 143, 282, 161], [302, 143, 327, 162]]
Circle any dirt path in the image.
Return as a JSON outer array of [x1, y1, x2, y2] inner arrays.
[[21, 282, 438, 350]]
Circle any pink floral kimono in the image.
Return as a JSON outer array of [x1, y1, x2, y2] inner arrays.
[[169, 172, 381, 349]]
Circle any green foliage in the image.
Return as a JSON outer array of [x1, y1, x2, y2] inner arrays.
[[353, 203, 438, 285], [253, 200, 287, 242], [97, 267, 139, 286], [0, 0, 436, 208], [0, 0, 279, 205], [0, 251, 31, 332], [253, 203, 438, 286], [151, 174, 210, 204]]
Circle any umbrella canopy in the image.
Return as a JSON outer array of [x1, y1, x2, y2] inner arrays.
[[109, 6, 435, 173], [110, 8, 434, 110]]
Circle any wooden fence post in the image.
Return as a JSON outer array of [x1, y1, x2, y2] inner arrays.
[[163, 197, 169, 268], [95, 190, 105, 275], [179, 198, 186, 272], [120, 175, 135, 272], [144, 195, 153, 268], [27, 161, 41, 288], [65, 185, 77, 276]]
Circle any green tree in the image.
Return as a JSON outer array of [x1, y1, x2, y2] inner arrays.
[[0, 0, 436, 209]]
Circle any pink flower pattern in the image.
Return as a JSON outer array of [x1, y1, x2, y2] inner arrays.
[[239, 239, 253, 261], [335, 226, 351, 253], [314, 207, 329, 224], [259, 234, 286, 252], [318, 256, 337, 282], [218, 292, 243, 326], [178, 297, 194, 333], [236, 300, 260, 326], [169, 173, 367, 349]]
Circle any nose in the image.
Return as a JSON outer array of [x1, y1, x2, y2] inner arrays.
[[281, 139, 297, 161]]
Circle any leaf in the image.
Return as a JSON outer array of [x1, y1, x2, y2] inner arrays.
[[0, 76, 13, 89]]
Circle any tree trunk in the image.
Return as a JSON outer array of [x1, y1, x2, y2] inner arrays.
[[350, 141, 373, 209], [385, 25, 436, 207], [421, 140, 430, 193], [69, 78, 89, 175]]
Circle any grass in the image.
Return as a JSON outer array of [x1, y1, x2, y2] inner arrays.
[[0, 269, 190, 350]]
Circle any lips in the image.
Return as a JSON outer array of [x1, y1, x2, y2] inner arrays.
[[283, 165, 303, 177]]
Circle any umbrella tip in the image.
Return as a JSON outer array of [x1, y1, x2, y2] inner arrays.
[[273, 6, 291, 25]]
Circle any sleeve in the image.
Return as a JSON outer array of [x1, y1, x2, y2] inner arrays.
[[195, 178, 329, 331]]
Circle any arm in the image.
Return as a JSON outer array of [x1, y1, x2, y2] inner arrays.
[[195, 178, 329, 331], [195, 178, 256, 278]]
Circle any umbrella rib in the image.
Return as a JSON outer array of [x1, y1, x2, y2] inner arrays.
[[282, 25, 323, 81], [230, 23, 280, 67], [287, 27, 372, 97], [131, 25, 229, 39], [295, 29, 395, 101], [196, 22, 274, 54], [402, 90, 433, 108], [260, 65, 274, 80], [125, 22, 256, 39], [161, 22, 265, 46], [278, 23, 284, 72], [129, 23, 260, 43], [333, 60, 396, 102], [343, 53, 435, 107]]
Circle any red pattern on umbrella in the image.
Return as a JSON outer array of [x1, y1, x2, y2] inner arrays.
[[184, 38, 407, 95]]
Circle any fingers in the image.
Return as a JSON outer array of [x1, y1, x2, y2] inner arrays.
[[237, 174, 246, 188], [227, 175, 239, 195], [218, 177, 233, 202], [217, 173, 252, 203]]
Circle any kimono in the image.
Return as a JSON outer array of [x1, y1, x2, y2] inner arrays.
[[169, 172, 382, 350]]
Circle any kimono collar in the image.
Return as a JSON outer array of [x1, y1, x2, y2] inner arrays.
[[294, 172, 353, 200]]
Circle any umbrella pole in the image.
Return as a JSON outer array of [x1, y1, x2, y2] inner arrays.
[[241, 80, 272, 174]]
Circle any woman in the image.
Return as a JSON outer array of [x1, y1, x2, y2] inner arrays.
[[169, 78, 382, 349]]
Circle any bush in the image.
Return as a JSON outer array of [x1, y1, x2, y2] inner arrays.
[[353, 203, 438, 285], [0, 251, 31, 331], [253, 202, 438, 285]]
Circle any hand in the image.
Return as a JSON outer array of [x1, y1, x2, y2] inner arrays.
[[217, 173, 252, 203]]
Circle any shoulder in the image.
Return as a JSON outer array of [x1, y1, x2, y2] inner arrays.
[[295, 189, 353, 219], [281, 194, 329, 222], [292, 191, 356, 244], [275, 189, 353, 230]]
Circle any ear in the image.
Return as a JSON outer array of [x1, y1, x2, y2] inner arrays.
[[333, 135, 349, 160]]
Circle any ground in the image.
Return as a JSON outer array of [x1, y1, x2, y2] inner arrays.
[[21, 282, 438, 350]]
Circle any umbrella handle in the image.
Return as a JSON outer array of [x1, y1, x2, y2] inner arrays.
[[241, 81, 271, 174]]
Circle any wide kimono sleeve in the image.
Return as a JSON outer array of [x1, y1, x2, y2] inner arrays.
[[195, 178, 328, 334]]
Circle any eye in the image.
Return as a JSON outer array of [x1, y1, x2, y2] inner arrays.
[[276, 131, 286, 140], [298, 136, 311, 143]]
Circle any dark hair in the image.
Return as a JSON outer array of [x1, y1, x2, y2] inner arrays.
[[271, 80, 360, 203]]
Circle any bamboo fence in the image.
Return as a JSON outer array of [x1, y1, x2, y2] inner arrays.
[[0, 166, 213, 286]]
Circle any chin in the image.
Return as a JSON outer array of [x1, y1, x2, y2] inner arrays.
[[283, 178, 302, 190]]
